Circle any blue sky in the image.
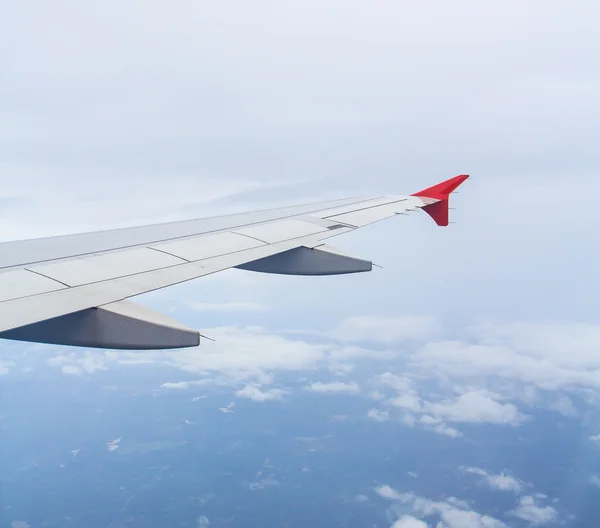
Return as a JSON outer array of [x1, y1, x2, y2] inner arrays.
[[1, 1, 600, 527]]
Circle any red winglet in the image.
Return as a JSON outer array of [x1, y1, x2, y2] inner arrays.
[[411, 174, 469, 226]]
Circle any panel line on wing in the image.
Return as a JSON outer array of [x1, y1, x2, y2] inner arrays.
[[229, 231, 270, 244], [145, 246, 191, 263], [322, 197, 408, 219], [23, 268, 72, 288]]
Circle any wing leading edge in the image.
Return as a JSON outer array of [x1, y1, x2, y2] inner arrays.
[[0, 174, 469, 349]]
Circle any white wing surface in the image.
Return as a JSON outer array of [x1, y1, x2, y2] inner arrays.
[[0, 175, 469, 349]]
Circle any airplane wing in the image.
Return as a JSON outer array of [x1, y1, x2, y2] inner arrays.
[[0, 174, 469, 350]]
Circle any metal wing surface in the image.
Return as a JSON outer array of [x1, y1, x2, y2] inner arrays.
[[0, 175, 469, 349]]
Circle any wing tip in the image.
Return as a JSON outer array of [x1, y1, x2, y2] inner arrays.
[[411, 174, 470, 201], [411, 174, 470, 227]]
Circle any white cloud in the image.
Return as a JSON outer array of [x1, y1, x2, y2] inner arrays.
[[391, 516, 428, 528], [0, 361, 14, 375], [329, 345, 396, 362], [236, 384, 286, 402], [219, 402, 235, 414], [510, 496, 558, 525], [377, 373, 417, 392], [400, 414, 417, 428], [589, 434, 600, 444], [373, 375, 525, 438], [168, 326, 329, 376], [161, 380, 207, 390], [184, 301, 267, 312], [328, 362, 356, 375], [367, 409, 390, 422], [331, 316, 438, 345], [196, 516, 210, 527], [305, 381, 360, 394], [375, 485, 507, 528], [45, 326, 330, 384], [460, 467, 522, 493], [433, 423, 463, 438], [106, 437, 122, 452], [590, 475, 600, 488], [548, 394, 578, 417], [391, 394, 422, 413], [61, 365, 81, 375], [412, 322, 600, 394], [375, 485, 403, 501], [423, 390, 526, 426], [50, 351, 107, 375]]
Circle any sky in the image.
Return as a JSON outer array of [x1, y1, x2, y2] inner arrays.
[[1, 1, 600, 527]]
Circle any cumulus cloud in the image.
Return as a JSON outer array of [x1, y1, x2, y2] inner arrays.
[[411, 322, 600, 393], [391, 393, 422, 413], [168, 326, 329, 375], [49, 351, 107, 375], [377, 373, 417, 393], [460, 467, 522, 493], [305, 381, 360, 394], [375, 485, 403, 501], [423, 390, 526, 426], [330, 316, 438, 345], [45, 326, 330, 383], [432, 423, 462, 438], [391, 516, 428, 528], [510, 496, 558, 525], [375, 485, 507, 528], [372, 373, 526, 438], [236, 384, 286, 402]]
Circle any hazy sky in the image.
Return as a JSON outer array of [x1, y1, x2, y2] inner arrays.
[[4, 0, 597, 322]]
